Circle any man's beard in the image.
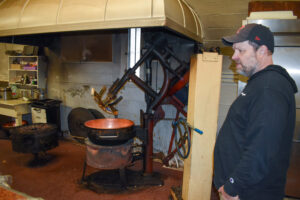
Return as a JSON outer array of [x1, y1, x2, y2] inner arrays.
[[237, 67, 248, 77], [237, 63, 257, 77], [236, 54, 260, 77]]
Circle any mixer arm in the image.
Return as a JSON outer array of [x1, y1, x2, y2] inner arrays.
[[92, 36, 166, 115], [92, 34, 190, 116]]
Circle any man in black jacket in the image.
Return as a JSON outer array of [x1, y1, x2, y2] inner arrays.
[[214, 23, 298, 200]]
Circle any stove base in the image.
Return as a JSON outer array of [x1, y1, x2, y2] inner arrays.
[[27, 152, 56, 167], [81, 169, 163, 193]]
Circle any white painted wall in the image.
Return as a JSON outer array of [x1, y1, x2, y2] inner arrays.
[[45, 33, 146, 131]]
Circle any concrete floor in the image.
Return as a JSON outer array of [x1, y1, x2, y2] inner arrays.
[[0, 137, 299, 200], [0, 138, 220, 200]]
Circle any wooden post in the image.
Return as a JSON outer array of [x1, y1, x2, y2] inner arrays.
[[182, 53, 222, 200]]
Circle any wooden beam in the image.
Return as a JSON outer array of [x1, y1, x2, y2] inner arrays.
[[182, 53, 222, 200]]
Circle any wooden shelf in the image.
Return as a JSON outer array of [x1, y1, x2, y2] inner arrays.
[[8, 56, 46, 89], [9, 69, 37, 72], [8, 55, 39, 58], [10, 83, 38, 87]]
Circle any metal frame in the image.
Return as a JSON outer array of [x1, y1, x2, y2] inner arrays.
[[93, 34, 191, 174]]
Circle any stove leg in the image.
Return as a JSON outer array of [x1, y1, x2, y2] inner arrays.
[[144, 114, 154, 174], [80, 160, 87, 183]]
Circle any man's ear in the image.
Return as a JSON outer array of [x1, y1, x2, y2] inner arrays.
[[258, 45, 268, 55]]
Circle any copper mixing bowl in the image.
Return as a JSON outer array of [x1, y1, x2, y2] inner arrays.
[[84, 118, 135, 145], [85, 118, 134, 129]]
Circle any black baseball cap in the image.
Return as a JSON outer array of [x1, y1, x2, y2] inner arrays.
[[222, 23, 274, 53]]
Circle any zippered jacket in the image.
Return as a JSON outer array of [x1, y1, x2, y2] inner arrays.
[[214, 65, 298, 200]]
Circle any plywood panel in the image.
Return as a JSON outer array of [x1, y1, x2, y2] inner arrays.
[[182, 53, 222, 200]]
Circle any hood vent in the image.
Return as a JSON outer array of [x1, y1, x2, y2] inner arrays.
[[0, 0, 202, 42]]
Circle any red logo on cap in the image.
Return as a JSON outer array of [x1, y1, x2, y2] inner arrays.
[[255, 36, 261, 41]]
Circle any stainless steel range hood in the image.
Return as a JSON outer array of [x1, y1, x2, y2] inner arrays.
[[0, 0, 202, 42]]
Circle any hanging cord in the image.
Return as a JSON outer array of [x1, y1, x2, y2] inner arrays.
[[173, 118, 203, 135], [172, 118, 203, 159]]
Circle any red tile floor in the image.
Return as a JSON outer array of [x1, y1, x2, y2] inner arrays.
[[0, 138, 220, 200]]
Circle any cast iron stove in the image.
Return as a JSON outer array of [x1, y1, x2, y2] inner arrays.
[[81, 118, 163, 193]]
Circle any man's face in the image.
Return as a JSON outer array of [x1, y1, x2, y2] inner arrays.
[[232, 41, 259, 77]]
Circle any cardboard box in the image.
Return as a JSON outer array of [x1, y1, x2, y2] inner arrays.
[[10, 64, 22, 70]]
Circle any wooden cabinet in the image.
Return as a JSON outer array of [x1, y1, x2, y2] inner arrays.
[[8, 56, 47, 89]]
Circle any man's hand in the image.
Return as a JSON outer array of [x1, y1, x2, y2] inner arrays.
[[218, 185, 240, 200]]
